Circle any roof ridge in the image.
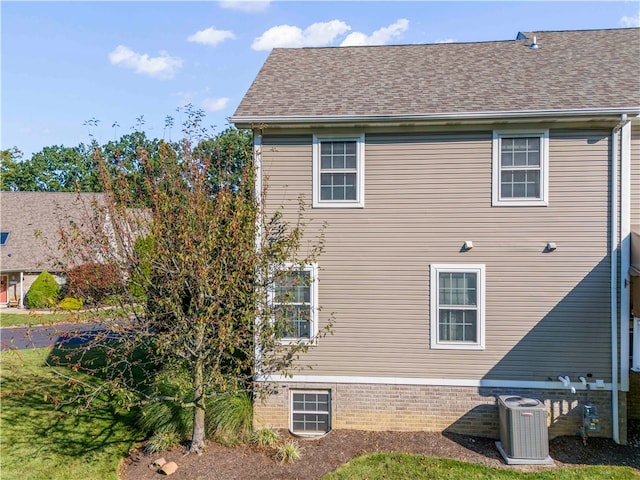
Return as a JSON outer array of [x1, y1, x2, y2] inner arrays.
[[270, 27, 640, 52]]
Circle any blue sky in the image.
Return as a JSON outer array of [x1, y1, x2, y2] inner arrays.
[[2, 1, 639, 158]]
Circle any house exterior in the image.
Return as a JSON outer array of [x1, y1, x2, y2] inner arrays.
[[0, 192, 103, 308], [232, 28, 640, 443]]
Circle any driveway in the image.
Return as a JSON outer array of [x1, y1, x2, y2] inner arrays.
[[1, 323, 108, 350]]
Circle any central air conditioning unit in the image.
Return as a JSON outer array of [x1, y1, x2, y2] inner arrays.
[[495, 395, 554, 465]]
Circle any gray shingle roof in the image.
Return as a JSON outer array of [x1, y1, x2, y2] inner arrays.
[[0, 192, 104, 272], [232, 28, 640, 124]]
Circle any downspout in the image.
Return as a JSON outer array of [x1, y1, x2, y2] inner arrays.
[[620, 118, 631, 392], [611, 121, 619, 444], [610, 114, 629, 444]]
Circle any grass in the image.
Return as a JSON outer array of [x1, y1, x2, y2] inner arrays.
[[252, 426, 281, 447], [0, 347, 143, 480], [320, 453, 640, 480], [0, 306, 138, 328], [276, 439, 303, 464], [0, 312, 80, 328]]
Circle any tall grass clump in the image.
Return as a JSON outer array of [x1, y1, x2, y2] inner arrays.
[[276, 439, 303, 464], [252, 427, 281, 447], [208, 391, 253, 446], [138, 369, 253, 450]]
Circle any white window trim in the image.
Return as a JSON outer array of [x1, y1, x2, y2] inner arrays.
[[492, 129, 549, 206], [268, 263, 319, 345], [312, 134, 365, 208], [430, 264, 485, 350], [290, 389, 331, 437]]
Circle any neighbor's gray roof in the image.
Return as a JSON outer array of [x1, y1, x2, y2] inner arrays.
[[232, 28, 640, 125], [0, 192, 104, 272]]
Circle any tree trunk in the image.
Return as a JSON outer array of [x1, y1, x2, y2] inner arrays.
[[190, 402, 206, 454], [189, 360, 206, 454]]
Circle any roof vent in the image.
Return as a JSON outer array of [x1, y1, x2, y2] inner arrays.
[[530, 36, 539, 49]]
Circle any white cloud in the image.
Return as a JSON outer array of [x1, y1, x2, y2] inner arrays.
[[188, 27, 235, 46], [435, 38, 455, 44], [219, 0, 270, 13], [252, 20, 351, 50], [108, 45, 183, 80], [340, 19, 409, 47], [620, 13, 639, 27], [202, 97, 230, 111]]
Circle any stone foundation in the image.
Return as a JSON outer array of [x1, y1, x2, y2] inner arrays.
[[254, 382, 613, 439]]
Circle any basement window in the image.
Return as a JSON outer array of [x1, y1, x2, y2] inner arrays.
[[0, 232, 9, 246], [290, 390, 331, 436]]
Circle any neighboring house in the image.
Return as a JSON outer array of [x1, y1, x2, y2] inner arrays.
[[0, 192, 103, 308], [232, 28, 640, 443]]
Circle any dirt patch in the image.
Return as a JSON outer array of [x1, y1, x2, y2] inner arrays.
[[121, 422, 639, 480]]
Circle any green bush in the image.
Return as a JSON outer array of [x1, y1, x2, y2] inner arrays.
[[59, 297, 83, 310], [25, 271, 60, 309], [129, 234, 154, 301]]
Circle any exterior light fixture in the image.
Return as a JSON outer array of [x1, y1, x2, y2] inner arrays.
[[546, 242, 557, 251], [463, 241, 473, 251]]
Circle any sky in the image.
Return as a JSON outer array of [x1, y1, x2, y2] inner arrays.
[[2, 1, 639, 159]]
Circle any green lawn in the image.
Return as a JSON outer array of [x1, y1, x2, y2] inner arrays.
[[0, 307, 136, 328], [0, 312, 83, 328], [321, 453, 639, 480], [0, 348, 143, 480]]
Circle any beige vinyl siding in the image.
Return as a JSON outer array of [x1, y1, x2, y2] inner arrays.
[[262, 128, 612, 382], [632, 126, 640, 227]]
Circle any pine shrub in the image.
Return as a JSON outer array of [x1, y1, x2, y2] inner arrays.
[[25, 271, 60, 309]]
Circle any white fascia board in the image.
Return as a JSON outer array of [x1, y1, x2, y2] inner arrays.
[[256, 374, 612, 391], [231, 108, 640, 128]]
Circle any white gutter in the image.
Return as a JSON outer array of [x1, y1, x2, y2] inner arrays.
[[620, 119, 632, 392], [231, 106, 640, 127]]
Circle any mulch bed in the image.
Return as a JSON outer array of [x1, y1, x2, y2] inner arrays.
[[121, 423, 639, 480]]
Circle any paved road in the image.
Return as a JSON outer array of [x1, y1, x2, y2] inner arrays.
[[1, 323, 109, 350]]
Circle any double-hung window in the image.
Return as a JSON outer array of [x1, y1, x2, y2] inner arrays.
[[492, 130, 549, 206], [312, 134, 365, 208], [430, 264, 485, 350], [270, 264, 318, 344], [290, 390, 331, 436]]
